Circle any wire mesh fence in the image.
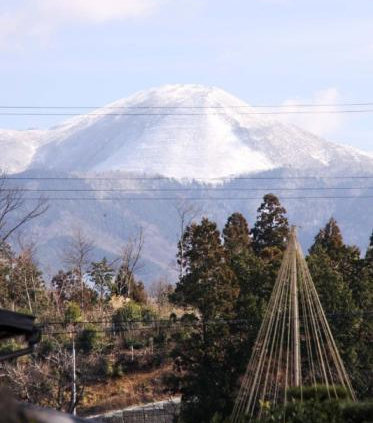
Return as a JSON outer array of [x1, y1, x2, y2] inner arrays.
[[94, 401, 180, 423], [102, 408, 176, 423]]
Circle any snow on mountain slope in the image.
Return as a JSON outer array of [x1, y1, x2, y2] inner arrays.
[[2, 84, 373, 177], [23, 84, 373, 178], [0, 118, 90, 173], [0, 129, 47, 173], [2, 84, 373, 282]]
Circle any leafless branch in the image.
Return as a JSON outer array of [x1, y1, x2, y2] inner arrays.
[[173, 200, 203, 278], [114, 227, 145, 297], [62, 228, 95, 275], [62, 228, 95, 308], [0, 174, 48, 246]]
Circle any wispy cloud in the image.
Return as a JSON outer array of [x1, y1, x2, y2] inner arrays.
[[278, 88, 343, 139], [36, 0, 167, 23], [0, 0, 167, 50]]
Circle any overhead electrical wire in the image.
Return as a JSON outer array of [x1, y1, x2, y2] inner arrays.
[[3, 187, 373, 192], [39, 310, 373, 327], [2, 109, 373, 116], [1, 102, 373, 109], [5, 175, 373, 181], [17, 195, 373, 201]]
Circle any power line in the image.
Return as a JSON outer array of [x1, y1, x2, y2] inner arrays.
[[3, 187, 373, 192], [18, 195, 373, 201], [40, 312, 373, 336], [39, 311, 373, 327], [2, 110, 373, 116], [1, 102, 373, 109], [5, 176, 373, 181]]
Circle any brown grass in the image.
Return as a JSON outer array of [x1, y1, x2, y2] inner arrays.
[[79, 364, 173, 416]]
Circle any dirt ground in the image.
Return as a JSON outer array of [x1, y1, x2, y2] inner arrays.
[[80, 364, 173, 416]]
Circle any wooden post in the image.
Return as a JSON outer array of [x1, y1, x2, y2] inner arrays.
[[290, 227, 300, 387], [72, 337, 77, 415]]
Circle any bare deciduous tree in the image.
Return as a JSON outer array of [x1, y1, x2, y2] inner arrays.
[[174, 200, 202, 279], [113, 228, 144, 298], [63, 228, 95, 309], [1, 337, 88, 413], [0, 174, 48, 247], [149, 277, 174, 313]]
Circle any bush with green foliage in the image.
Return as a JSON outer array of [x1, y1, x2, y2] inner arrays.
[[64, 301, 82, 322], [112, 302, 143, 324], [141, 306, 158, 322], [248, 386, 373, 423], [76, 324, 102, 353]]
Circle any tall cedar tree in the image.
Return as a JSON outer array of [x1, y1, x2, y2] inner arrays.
[[309, 218, 363, 306], [222, 209, 291, 414], [223, 212, 251, 258], [222, 213, 266, 399], [173, 218, 238, 320], [250, 194, 289, 302], [307, 218, 372, 397], [170, 218, 239, 423], [358, 230, 373, 397], [251, 193, 289, 255]]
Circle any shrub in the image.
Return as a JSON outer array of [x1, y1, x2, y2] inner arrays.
[[123, 337, 145, 349], [341, 402, 373, 423], [64, 302, 82, 323], [100, 356, 114, 377], [141, 306, 158, 322], [251, 386, 373, 423], [112, 303, 142, 324], [287, 385, 350, 402], [77, 324, 102, 353]]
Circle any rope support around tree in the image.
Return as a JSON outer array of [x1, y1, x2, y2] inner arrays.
[[231, 226, 356, 423]]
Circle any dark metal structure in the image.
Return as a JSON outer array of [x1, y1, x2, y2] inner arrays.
[[0, 308, 41, 361]]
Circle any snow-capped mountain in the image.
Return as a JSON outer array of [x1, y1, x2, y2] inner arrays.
[[2, 84, 373, 177], [1, 84, 373, 283]]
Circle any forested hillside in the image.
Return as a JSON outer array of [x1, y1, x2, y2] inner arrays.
[[0, 193, 371, 421]]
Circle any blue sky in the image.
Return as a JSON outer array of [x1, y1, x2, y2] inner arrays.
[[1, 0, 373, 153]]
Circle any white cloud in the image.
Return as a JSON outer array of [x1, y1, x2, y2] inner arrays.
[[277, 88, 343, 139], [36, 0, 166, 24], [0, 0, 167, 50]]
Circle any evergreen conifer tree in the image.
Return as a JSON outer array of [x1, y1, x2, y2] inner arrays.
[[309, 217, 344, 258], [307, 218, 368, 395], [173, 217, 238, 320], [357, 230, 373, 397], [366, 230, 373, 261], [223, 212, 251, 258], [251, 193, 289, 254], [309, 217, 363, 306], [222, 212, 268, 407], [170, 218, 239, 423]]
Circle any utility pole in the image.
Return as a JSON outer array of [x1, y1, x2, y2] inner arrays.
[[290, 228, 300, 387], [72, 337, 77, 416]]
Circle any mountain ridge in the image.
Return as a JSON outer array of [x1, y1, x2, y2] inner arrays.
[[1, 84, 373, 283], [1, 84, 373, 178]]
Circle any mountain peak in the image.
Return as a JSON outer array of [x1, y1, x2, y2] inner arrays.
[[1, 84, 373, 178]]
